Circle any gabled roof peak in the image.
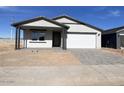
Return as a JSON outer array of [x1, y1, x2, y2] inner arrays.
[[52, 15, 76, 20], [53, 15, 103, 32], [11, 16, 69, 29]]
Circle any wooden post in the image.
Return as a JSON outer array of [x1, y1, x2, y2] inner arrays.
[[62, 29, 67, 50], [18, 28, 21, 49], [15, 27, 18, 50]]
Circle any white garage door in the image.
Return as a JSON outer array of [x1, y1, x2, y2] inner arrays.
[[67, 33, 96, 48]]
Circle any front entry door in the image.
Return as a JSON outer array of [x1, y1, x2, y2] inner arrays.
[[53, 32, 61, 47]]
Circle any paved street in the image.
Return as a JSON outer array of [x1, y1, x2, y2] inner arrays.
[[0, 65, 124, 85]]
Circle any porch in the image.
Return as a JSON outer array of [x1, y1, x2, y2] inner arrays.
[[15, 26, 67, 50], [11, 17, 69, 50]]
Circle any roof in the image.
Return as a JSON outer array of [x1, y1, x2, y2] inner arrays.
[[11, 16, 69, 29], [52, 15, 103, 32], [103, 26, 124, 35]]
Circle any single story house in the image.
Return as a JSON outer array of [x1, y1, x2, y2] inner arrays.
[[12, 15, 102, 50], [102, 26, 124, 49]]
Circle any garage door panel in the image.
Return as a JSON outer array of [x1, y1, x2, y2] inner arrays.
[[67, 34, 96, 48]]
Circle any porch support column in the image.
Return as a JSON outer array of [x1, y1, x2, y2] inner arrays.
[[18, 28, 21, 49], [15, 27, 18, 50], [62, 29, 67, 50]]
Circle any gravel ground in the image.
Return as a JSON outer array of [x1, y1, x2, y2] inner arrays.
[[69, 49, 124, 65]]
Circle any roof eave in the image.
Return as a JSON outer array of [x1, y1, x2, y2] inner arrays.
[[52, 15, 103, 32], [11, 16, 69, 29]]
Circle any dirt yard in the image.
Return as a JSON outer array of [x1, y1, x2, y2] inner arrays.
[[0, 39, 80, 66], [1, 39, 124, 85], [102, 48, 124, 56]]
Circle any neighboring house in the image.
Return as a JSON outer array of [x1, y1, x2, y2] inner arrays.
[[102, 26, 124, 49], [12, 15, 102, 50]]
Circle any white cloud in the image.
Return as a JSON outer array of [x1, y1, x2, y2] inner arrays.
[[98, 10, 122, 20], [108, 10, 121, 17]]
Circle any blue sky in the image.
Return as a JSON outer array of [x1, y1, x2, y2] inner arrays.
[[0, 6, 124, 38]]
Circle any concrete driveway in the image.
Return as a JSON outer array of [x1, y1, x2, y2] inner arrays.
[[0, 49, 124, 85]]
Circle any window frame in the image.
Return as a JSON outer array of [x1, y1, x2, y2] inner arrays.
[[31, 31, 45, 41]]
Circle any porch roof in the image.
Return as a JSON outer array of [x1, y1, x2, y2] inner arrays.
[[19, 25, 67, 31], [11, 16, 69, 29]]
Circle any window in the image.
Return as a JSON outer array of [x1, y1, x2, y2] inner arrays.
[[39, 32, 45, 41], [32, 31, 45, 41], [32, 32, 38, 40]]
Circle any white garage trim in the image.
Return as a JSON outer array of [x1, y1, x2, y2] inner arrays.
[[67, 33, 97, 48], [67, 32, 97, 34]]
